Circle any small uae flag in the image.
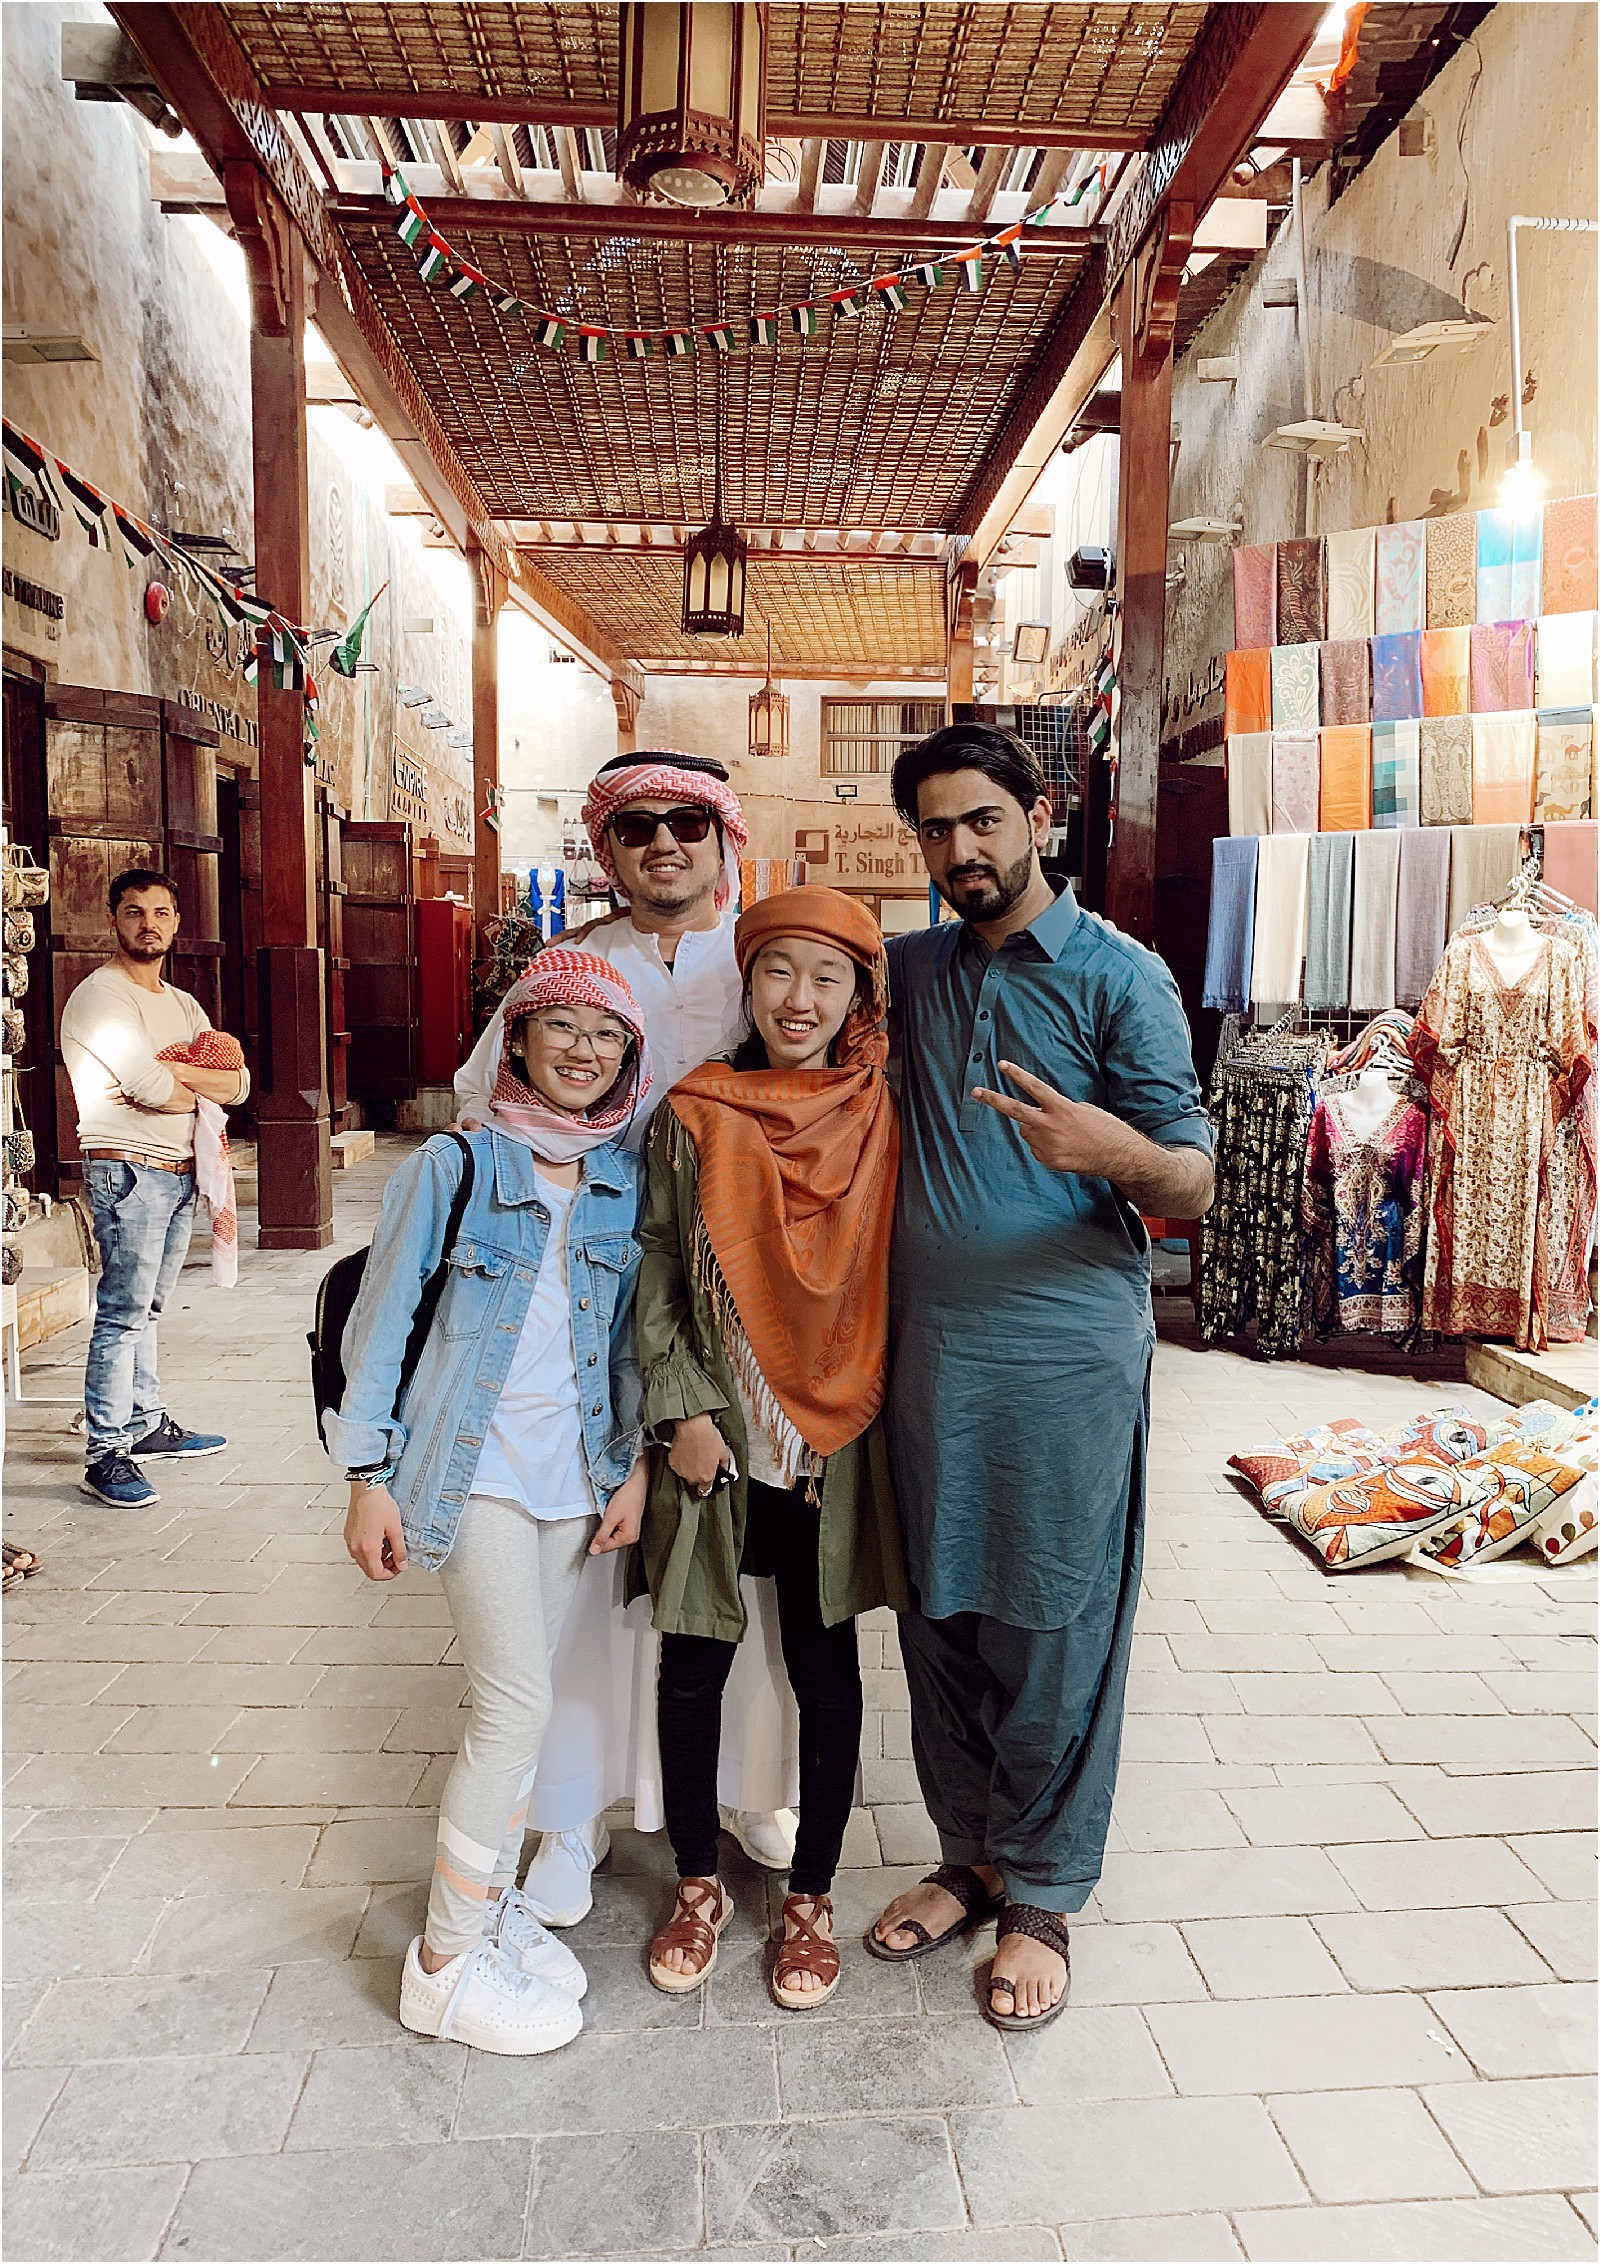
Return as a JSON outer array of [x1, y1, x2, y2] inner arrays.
[[1096, 656, 1117, 701], [533, 315, 567, 350], [270, 628, 306, 692], [449, 266, 484, 302], [1088, 705, 1111, 752], [873, 276, 908, 313], [383, 166, 410, 207], [790, 303, 819, 338], [112, 505, 157, 559], [956, 251, 983, 292], [663, 329, 694, 359], [748, 313, 777, 346], [494, 292, 525, 317], [701, 320, 735, 353], [995, 226, 1023, 272], [397, 198, 428, 250], [54, 458, 110, 546], [622, 332, 654, 360], [417, 236, 448, 283], [576, 327, 609, 363], [907, 260, 944, 289], [232, 588, 275, 632], [830, 286, 865, 319]]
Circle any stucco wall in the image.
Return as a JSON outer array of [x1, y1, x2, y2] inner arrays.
[[1162, 0, 1598, 741]]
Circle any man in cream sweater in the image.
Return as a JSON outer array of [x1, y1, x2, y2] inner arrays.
[[60, 869, 249, 1508]]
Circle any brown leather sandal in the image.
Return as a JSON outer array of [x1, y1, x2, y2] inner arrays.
[[982, 1903, 1071, 2031], [770, 1892, 841, 2010], [647, 1876, 733, 1995], [864, 1863, 1004, 1963]]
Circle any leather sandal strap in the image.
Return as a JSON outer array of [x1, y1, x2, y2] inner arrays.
[[994, 1902, 1072, 1964], [774, 1894, 839, 1985], [649, 1878, 726, 1976], [921, 1863, 996, 1919]]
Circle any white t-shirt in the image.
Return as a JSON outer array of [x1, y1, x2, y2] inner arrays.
[[469, 1178, 596, 1520], [60, 962, 247, 1163]]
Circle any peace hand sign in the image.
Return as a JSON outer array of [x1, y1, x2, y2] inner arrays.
[[971, 1059, 1126, 1178]]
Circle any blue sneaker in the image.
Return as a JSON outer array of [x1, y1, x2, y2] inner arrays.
[[130, 1418, 228, 1461], [81, 1453, 160, 1509]]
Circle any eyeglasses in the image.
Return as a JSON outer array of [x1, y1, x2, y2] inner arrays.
[[529, 1015, 632, 1057], [608, 805, 715, 849]]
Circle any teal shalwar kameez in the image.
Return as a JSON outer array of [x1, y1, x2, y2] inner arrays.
[[885, 885, 1212, 1913]]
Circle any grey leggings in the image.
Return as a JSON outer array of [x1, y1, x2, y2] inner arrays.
[[427, 1494, 595, 1958]]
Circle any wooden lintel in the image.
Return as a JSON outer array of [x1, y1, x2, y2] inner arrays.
[[504, 556, 642, 692]]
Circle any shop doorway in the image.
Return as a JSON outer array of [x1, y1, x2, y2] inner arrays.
[[1, 667, 56, 1196]]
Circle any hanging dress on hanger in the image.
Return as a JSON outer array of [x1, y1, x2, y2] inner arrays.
[[1300, 1089, 1429, 1341]]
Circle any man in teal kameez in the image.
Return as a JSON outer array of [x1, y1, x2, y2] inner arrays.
[[868, 725, 1215, 2029]]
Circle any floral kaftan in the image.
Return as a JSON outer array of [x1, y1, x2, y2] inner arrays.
[[1410, 930, 1596, 1349], [1301, 1093, 1429, 1341]]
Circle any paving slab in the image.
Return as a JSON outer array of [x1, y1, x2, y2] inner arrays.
[[161, 2138, 533, 2260]]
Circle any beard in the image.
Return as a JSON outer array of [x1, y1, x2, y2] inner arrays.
[[938, 842, 1035, 924], [629, 862, 717, 915], [120, 938, 169, 962]]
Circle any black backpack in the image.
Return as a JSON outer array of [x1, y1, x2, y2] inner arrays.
[[308, 1130, 475, 1452]]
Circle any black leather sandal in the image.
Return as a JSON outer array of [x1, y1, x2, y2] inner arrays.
[[864, 1863, 1004, 1963], [981, 1903, 1071, 2029]]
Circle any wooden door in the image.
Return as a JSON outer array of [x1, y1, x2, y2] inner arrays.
[[343, 819, 417, 1104], [316, 787, 351, 1129], [1153, 760, 1228, 1079], [2, 668, 56, 1194], [160, 702, 224, 1029]]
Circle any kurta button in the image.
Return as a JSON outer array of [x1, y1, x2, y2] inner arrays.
[[579, 1296, 590, 1310]]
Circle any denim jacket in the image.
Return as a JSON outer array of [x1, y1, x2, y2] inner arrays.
[[324, 1129, 644, 1569]]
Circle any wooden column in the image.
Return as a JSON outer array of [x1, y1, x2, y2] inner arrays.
[[1105, 205, 1190, 946], [470, 546, 507, 935], [611, 678, 641, 755], [226, 161, 332, 1250], [946, 559, 979, 721]]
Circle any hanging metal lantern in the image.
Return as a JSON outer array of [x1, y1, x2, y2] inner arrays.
[[748, 623, 789, 755], [682, 372, 747, 636], [617, 2, 768, 209]]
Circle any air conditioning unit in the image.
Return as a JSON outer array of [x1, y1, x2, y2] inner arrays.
[[1067, 545, 1113, 590]]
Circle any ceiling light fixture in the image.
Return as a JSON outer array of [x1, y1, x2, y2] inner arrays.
[[682, 366, 747, 637], [748, 620, 789, 755], [617, 2, 767, 209]]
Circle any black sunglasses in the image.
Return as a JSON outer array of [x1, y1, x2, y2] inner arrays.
[[609, 806, 715, 849]]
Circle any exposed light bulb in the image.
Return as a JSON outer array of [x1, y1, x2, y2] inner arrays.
[[1500, 433, 1544, 513]]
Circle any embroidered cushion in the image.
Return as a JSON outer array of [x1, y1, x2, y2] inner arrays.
[[1411, 1438, 1589, 1571], [1288, 1454, 1491, 1570], [1526, 1399, 1598, 1564], [1229, 1421, 1384, 1521]]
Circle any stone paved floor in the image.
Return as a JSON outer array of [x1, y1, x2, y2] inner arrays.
[[3, 1136, 1597, 2263]]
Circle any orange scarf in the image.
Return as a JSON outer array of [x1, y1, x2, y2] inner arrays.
[[666, 890, 898, 1459]]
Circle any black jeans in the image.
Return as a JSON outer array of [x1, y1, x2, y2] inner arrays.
[[657, 1477, 862, 1897]]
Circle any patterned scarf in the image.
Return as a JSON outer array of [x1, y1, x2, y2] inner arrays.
[[580, 755, 749, 911], [490, 950, 652, 1162], [666, 888, 898, 1461], [157, 1029, 243, 1287]]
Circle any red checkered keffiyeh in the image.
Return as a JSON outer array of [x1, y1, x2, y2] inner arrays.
[[158, 1029, 245, 1287], [490, 949, 652, 1160], [580, 756, 749, 911]]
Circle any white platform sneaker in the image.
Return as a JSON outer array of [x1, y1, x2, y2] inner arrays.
[[520, 1817, 611, 1927], [492, 1885, 588, 1997], [721, 1806, 799, 1870], [399, 1935, 583, 2055]]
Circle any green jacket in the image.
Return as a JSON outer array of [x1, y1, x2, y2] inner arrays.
[[628, 1103, 909, 1642]]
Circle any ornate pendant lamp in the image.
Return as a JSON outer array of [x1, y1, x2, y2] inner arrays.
[[617, 3, 768, 209], [682, 375, 747, 637], [748, 621, 789, 756]]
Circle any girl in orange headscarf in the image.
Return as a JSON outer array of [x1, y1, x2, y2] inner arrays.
[[632, 886, 907, 2010]]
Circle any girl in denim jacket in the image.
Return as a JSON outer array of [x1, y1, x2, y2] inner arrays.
[[329, 952, 650, 2056]]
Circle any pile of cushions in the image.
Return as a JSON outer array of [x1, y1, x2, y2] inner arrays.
[[1230, 1398, 1597, 1571]]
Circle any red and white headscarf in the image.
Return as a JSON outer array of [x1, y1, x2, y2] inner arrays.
[[489, 948, 653, 1162], [581, 754, 749, 912], [158, 1029, 245, 1287]]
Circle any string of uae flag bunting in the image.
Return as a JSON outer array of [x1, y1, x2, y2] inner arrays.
[[380, 161, 1108, 362]]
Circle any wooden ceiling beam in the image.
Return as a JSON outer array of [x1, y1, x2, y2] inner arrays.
[[910, 143, 947, 222], [489, 122, 525, 197], [555, 125, 585, 203], [329, 192, 1100, 257], [966, 147, 1009, 226], [853, 140, 887, 214], [796, 137, 823, 213], [427, 119, 464, 194], [254, 83, 1144, 151]]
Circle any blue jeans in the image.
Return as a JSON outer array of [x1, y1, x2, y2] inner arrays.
[[83, 1159, 196, 1457]]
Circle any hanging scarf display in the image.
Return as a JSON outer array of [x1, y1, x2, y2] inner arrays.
[[580, 755, 749, 912], [664, 888, 897, 1462], [486, 950, 652, 1162]]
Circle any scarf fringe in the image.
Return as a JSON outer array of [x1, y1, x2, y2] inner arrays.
[[689, 1204, 821, 1497]]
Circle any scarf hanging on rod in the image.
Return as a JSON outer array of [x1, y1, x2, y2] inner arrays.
[[1271, 641, 1320, 732], [1351, 830, 1402, 1011], [1541, 494, 1598, 614], [1420, 626, 1471, 717], [1320, 637, 1372, 725], [1305, 831, 1355, 1010], [1396, 829, 1453, 1008], [1276, 537, 1326, 645], [1250, 834, 1311, 1007], [1536, 611, 1598, 707], [1372, 720, 1422, 830], [1227, 732, 1272, 837], [1271, 733, 1320, 835], [1225, 647, 1272, 736], [1535, 708, 1594, 822], [1319, 724, 1372, 831], [1477, 507, 1543, 623], [1426, 510, 1478, 629], [1372, 631, 1424, 722], [1231, 544, 1277, 651], [1375, 520, 1426, 635], [1325, 528, 1376, 641], [1470, 620, 1536, 711], [1420, 715, 1473, 827], [1471, 711, 1538, 826], [1203, 836, 1258, 1012]]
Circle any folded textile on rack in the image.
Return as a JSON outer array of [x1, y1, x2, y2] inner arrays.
[[1420, 626, 1471, 717], [1375, 519, 1426, 635], [1250, 833, 1310, 1005], [1319, 637, 1372, 724], [1371, 632, 1423, 723], [1470, 620, 1536, 712], [1537, 610, 1598, 707], [1225, 647, 1272, 736], [1232, 542, 1277, 651], [1470, 710, 1537, 825], [1318, 724, 1372, 831], [1534, 708, 1594, 822], [1542, 493, 1599, 614], [1227, 732, 1272, 836], [1477, 507, 1543, 624], [1271, 641, 1320, 731], [1325, 527, 1376, 641], [1420, 715, 1473, 826], [1305, 832, 1354, 1009], [1276, 536, 1326, 644], [1426, 509, 1477, 629], [1351, 830, 1401, 1010], [1371, 719, 1421, 829], [1271, 732, 1319, 834], [1396, 829, 1452, 1008], [1542, 819, 1599, 918], [1446, 823, 1522, 932], [1203, 835, 1257, 1011], [1327, 1009, 1416, 1079]]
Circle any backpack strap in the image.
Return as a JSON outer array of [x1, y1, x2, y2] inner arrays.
[[395, 1129, 477, 1410]]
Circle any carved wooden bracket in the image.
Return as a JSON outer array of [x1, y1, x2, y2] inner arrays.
[[1133, 200, 1195, 364], [471, 546, 508, 628], [223, 159, 294, 336], [947, 557, 980, 644], [610, 679, 643, 738]]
